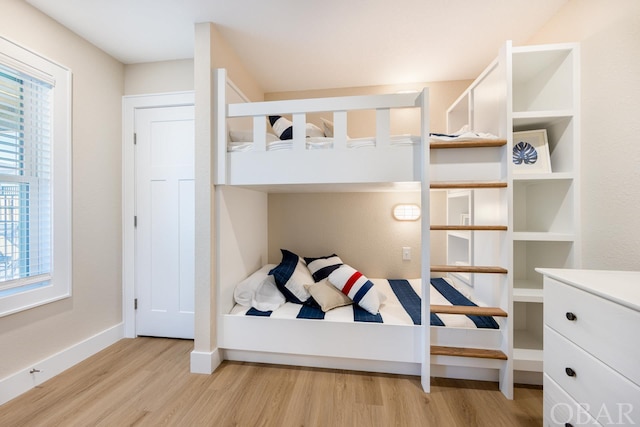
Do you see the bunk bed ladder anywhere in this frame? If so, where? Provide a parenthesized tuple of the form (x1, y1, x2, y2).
(429, 138, 512, 393)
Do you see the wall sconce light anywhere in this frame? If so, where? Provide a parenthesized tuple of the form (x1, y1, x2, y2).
(393, 204, 421, 221)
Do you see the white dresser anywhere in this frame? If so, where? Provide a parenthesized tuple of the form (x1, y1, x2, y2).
(538, 268, 640, 426)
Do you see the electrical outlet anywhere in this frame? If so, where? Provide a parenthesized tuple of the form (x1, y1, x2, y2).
(402, 247, 411, 261)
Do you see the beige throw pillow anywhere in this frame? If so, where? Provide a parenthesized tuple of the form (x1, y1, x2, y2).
(305, 278, 352, 312)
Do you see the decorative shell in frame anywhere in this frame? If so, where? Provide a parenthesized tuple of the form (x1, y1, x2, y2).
(513, 141, 538, 165)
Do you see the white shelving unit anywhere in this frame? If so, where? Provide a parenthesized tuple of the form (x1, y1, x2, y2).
(511, 42, 580, 379)
(446, 41, 580, 385)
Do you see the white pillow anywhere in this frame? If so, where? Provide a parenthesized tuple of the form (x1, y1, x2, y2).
(234, 264, 282, 307)
(305, 123, 325, 138)
(328, 264, 381, 315)
(252, 275, 285, 311)
(229, 129, 279, 143)
(321, 118, 334, 137)
(320, 118, 350, 139)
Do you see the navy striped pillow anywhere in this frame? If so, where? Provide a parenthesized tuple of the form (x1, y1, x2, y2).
(304, 254, 343, 282)
(269, 115, 293, 140)
(269, 116, 326, 140)
(269, 249, 313, 304)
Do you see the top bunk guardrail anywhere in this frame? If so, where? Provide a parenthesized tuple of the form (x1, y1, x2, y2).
(213, 68, 429, 188)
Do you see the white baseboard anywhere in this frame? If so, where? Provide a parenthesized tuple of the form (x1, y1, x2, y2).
(431, 364, 499, 382)
(190, 348, 222, 374)
(224, 349, 422, 376)
(0, 323, 124, 406)
(224, 349, 507, 385)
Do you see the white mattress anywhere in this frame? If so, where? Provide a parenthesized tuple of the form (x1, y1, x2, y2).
(227, 135, 420, 152)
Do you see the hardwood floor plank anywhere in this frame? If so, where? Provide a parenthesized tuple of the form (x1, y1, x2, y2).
(0, 338, 542, 426)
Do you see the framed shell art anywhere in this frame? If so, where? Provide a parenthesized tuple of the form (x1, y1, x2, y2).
(512, 129, 552, 174)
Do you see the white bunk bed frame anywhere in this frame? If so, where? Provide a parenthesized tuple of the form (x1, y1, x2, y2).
(213, 70, 424, 188)
(212, 68, 508, 394)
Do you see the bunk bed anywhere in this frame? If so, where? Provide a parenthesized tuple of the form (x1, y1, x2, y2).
(212, 68, 510, 395)
(213, 71, 425, 188)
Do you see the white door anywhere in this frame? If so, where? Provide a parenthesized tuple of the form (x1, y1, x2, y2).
(135, 105, 195, 339)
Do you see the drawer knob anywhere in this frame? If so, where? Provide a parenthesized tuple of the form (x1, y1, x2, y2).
(565, 312, 577, 321)
(565, 367, 576, 377)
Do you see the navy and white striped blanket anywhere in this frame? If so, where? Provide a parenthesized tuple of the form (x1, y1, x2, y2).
(230, 278, 499, 329)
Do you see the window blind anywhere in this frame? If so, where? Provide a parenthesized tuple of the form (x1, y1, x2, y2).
(0, 61, 52, 291)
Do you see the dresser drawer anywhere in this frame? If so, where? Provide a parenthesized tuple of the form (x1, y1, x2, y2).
(544, 374, 601, 426)
(544, 326, 640, 425)
(544, 276, 640, 385)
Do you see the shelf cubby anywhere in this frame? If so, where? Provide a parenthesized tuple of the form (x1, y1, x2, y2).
(514, 240, 576, 290)
(513, 179, 575, 234)
(512, 46, 576, 113)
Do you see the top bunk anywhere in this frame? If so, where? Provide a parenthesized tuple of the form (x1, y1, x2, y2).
(213, 68, 429, 190)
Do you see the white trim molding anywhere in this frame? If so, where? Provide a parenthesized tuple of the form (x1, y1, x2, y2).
(122, 91, 195, 338)
(0, 323, 123, 405)
(190, 348, 223, 374)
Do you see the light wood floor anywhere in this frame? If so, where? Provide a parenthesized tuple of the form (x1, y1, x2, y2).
(0, 338, 542, 426)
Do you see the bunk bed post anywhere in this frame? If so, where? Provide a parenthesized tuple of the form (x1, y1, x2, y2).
(419, 87, 431, 392)
(252, 116, 267, 151)
(213, 68, 227, 185)
(292, 113, 306, 150)
(375, 109, 391, 147)
(332, 111, 347, 149)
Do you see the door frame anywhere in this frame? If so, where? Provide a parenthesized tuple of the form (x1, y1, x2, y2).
(122, 91, 195, 338)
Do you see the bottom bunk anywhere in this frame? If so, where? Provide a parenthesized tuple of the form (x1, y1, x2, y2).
(219, 265, 507, 379)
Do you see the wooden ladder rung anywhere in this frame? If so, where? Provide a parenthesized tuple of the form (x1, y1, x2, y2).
(430, 181, 507, 189)
(431, 304, 507, 317)
(431, 345, 508, 360)
(430, 265, 508, 274)
(430, 139, 507, 149)
(430, 225, 508, 231)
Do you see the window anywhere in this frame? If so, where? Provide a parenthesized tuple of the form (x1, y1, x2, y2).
(0, 36, 71, 316)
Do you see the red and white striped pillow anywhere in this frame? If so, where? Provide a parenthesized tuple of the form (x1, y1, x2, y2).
(328, 264, 381, 315)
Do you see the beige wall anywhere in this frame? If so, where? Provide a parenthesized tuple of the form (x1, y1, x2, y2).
(268, 191, 447, 279)
(0, 0, 123, 377)
(124, 59, 194, 95)
(527, 0, 640, 270)
(208, 24, 264, 102)
(123, 24, 265, 99)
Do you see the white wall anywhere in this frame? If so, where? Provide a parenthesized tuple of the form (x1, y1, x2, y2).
(528, 0, 640, 270)
(0, 0, 123, 378)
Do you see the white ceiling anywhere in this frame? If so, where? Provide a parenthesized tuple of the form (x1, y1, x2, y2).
(25, 0, 568, 92)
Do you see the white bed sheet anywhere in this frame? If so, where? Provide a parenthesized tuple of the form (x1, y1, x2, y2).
(227, 135, 420, 152)
(229, 277, 488, 329)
